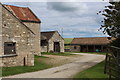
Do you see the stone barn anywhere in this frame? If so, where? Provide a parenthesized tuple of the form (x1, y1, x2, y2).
(0, 4, 41, 67)
(41, 31, 64, 52)
(4, 4, 41, 56)
(70, 37, 112, 52)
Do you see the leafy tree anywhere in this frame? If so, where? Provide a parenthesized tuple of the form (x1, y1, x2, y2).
(99, 3, 120, 79)
(98, 2, 120, 47)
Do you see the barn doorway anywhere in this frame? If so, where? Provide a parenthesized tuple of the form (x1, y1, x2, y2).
(81, 45, 87, 52)
(54, 42, 60, 52)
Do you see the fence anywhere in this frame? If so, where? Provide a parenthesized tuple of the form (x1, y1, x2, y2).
(104, 46, 120, 79)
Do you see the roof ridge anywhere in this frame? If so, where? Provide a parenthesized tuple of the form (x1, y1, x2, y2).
(74, 37, 110, 39)
(41, 31, 57, 33)
(3, 4, 28, 8)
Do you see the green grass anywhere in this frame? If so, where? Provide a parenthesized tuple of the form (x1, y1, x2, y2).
(41, 52, 75, 56)
(0, 67, 2, 77)
(64, 38, 73, 44)
(74, 61, 109, 79)
(2, 55, 52, 76)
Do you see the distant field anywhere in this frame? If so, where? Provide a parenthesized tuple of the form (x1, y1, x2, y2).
(64, 38, 73, 44)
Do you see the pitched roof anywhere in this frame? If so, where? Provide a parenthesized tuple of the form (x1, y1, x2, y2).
(71, 37, 112, 45)
(41, 31, 56, 40)
(4, 4, 41, 23)
(2, 4, 35, 35)
(41, 35, 47, 40)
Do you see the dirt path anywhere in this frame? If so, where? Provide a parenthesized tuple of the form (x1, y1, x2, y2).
(39, 54, 82, 67)
(4, 53, 105, 78)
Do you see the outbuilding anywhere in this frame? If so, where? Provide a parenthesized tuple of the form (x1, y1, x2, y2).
(0, 4, 41, 67)
(41, 31, 64, 52)
(4, 4, 41, 56)
(70, 37, 112, 52)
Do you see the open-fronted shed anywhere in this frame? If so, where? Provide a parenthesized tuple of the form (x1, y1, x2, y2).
(70, 37, 113, 52)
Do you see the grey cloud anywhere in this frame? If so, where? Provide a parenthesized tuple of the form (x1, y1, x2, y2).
(47, 2, 86, 12)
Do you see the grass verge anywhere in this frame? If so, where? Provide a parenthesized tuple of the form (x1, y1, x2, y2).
(74, 61, 109, 79)
(2, 55, 52, 76)
(41, 52, 75, 56)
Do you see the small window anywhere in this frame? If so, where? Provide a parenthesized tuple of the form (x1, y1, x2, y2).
(4, 42, 16, 55)
(74, 46, 77, 49)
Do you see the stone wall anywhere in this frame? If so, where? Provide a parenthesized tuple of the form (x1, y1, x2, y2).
(48, 32, 64, 52)
(0, 5, 34, 67)
(42, 32, 64, 52)
(0, 3, 2, 75)
(0, 4, 3, 67)
(24, 22, 41, 56)
(41, 46, 47, 52)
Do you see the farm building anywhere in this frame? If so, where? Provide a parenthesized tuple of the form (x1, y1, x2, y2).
(0, 4, 41, 67)
(41, 31, 64, 52)
(4, 4, 41, 56)
(70, 37, 113, 52)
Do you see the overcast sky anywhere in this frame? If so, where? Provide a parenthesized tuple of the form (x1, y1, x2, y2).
(3, 2, 110, 38)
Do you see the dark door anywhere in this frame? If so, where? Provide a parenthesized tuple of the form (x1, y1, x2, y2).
(54, 42, 60, 52)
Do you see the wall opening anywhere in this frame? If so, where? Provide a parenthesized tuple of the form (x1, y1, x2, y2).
(54, 42, 60, 52)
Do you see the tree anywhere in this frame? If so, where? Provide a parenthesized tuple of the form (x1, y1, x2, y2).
(98, 2, 120, 47)
(99, 3, 120, 79)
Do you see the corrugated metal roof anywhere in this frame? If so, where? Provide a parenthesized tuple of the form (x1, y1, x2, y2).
(71, 37, 112, 45)
(4, 4, 41, 23)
